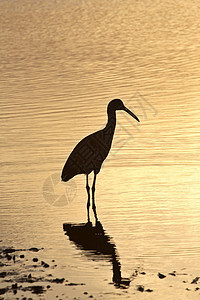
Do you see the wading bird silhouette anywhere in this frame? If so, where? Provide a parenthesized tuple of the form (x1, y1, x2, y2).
(61, 99, 140, 223)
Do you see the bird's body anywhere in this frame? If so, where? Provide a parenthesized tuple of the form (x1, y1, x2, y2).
(61, 99, 139, 223)
(61, 112, 116, 182)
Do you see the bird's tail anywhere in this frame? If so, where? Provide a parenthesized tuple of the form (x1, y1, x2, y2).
(61, 161, 76, 182)
(61, 169, 72, 182)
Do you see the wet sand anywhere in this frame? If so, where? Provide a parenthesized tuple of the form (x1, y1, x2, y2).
(0, 244, 87, 299)
(1, 238, 200, 300)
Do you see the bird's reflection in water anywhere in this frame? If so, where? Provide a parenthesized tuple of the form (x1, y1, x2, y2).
(63, 221, 130, 288)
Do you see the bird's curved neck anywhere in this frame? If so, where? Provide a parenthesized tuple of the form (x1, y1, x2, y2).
(105, 109, 116, 134)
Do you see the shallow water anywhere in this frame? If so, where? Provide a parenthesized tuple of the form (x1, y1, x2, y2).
(0, 0, 200, 298)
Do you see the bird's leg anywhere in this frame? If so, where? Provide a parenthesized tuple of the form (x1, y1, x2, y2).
(92, 172, 98, 223)
(86, 174, 90, 223)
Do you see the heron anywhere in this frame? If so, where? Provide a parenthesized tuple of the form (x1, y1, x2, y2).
(61, 99, 140, 224)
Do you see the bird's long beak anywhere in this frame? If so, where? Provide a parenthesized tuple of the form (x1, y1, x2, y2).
(123, 106, 140, 122)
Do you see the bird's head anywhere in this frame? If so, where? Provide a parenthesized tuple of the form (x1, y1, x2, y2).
(108, 99, 140, 122)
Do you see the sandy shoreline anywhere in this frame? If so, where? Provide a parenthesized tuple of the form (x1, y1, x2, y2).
(1, 241, 200, 299)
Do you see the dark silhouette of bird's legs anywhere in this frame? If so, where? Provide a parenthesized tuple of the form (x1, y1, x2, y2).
(92, 172, 98, 223)
(86, 174, 90, 223)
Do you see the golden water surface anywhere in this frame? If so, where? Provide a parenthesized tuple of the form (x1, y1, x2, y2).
(0, 0, 200, 298)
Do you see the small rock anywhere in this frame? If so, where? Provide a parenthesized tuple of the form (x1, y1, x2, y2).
(20, 254, 25, 258)
(158, 273, 166, 279)
(29, 247, 39, 252)
(191, 277, 199, 284)
(33, 258, 38, 262)
(140, 272, 146, 275)
(28, 274, 32, 279)
(47, 285, 51, 289)
(137, 285, 144, 292)
(169, 271, 176, 276)
(145, 289, 153, 292)
(186, 288, 191, 291)
(41, 261, 49, 268)
(83, 292, 88, 294)
(195, 287, 199, 291)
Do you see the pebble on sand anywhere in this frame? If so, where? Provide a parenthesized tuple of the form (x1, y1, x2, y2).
(41, 261, 49, 268)
(145, 288, 153, 292)
(137, 285, 144, 292)
(191, 277, 199, 284)
(33, 258, 38, 262)
(169, 271, 176, 276)
(158, 273, 166, 279)
(29, 247, 40, 252)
